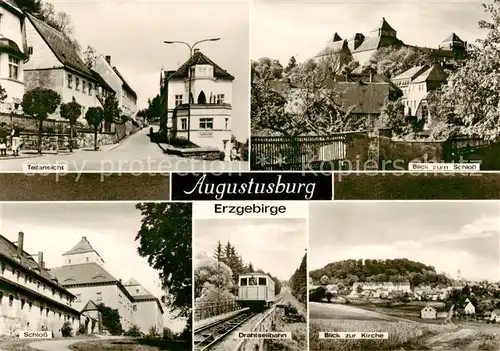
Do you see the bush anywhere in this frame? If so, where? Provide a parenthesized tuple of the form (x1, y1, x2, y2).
(219, 151, 225, 160)
(162, 327, 176, 340)
(124, 325, 141, 337)
(76, 324, 86, 335)
(61, 321, 72, 337)
(149, 132, 199, 148)
(148, 326, 160, 338)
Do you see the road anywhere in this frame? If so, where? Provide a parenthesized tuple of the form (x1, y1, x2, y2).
(310, 302, 402, 321)
(0, 127, 249, 172)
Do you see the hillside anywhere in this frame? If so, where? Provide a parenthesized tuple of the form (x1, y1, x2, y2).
(310, 258, 451, 287)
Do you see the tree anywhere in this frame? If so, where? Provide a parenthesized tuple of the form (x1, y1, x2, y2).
(85, 106, 104, 151)
(147, 94, 162, 123)
(285, 56, 298, 74)
(13, 0, 42, 13)
(59, 99, 82, 152)
(290, 253, 307, 304)
(124, 325, 141, 337)
(0, 84, 7, 104)
(22, 88, 61, 154)
(103, 93, 121, 129)
(377, 99, 424, 138)
(135, 203, 192, 319)
(97, 303, 122, 335)
(61, 321, 72, 337)
(320, 275, 330, 285)
(194, 255, 233, 298)
(83, 45, 97, 69)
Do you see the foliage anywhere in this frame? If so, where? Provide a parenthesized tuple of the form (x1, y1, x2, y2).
(147, 95, 163, 122)
(103, 93, 121, 123)
(83, 45, 97, 69)
(162, 327, 176, 340)
(310, 258, 452, 287)
(289, 254, 307, 305)
(135, 203, 192, 319)
(97, 303, 122, 335)
(61, 321, 72, 337)
(359, 46, 433, 78)
(285, 56, 298, 74)
(60, 100, 82, 124)
(0, 84, 7, 103)
(13, 0, 42, 13)
(36, 2, 79, 50)
(76, 323, 86, 335)
(377, 99, 424, 138)
(85, 106, 104, 151)
(195, 284, 237, 307)
(148, 326, 160, 338)
(309, 286, 327, 302)
(194, 253, 234, 298)
(320, 275, 330, 285)
(124, 325, 141, 337)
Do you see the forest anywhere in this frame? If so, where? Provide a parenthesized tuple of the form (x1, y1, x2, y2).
(289, 253, 307, 307)
(310, 258, 451, 287)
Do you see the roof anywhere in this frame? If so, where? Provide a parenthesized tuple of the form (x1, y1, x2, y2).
(49, 262, 117, 285)
(82, 299, 99, 312)
(169, 50, 234, 81)
(392, 65, 429, 80)
(26, 13, 94, 80)
(124, 278, 141, 286)
(0, 0, 23, 16)
(112, 67, 137, 99)
(422, 305, 437, 311)
(331, 73, 402, 95)
(374, 17, 396, 33)
(353, 35, 403, 53)
(413, 64, 447, 83)
(134, 294, 157, 300)
(62, 237, 102, 260)
(324, 81, 390, 114)
(316, 40, 349, 57)
(331, 32, 342, 42)
(442, 33, 464, 43)
(91, 70, 115, 93)
(0, 37, 27, 59)
(0, 235, 72, 295)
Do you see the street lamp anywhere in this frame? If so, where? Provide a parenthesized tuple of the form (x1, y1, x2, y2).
(164, 38, 220, 142)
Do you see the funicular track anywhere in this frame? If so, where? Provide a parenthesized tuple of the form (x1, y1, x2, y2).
(194, 309, 255, 351)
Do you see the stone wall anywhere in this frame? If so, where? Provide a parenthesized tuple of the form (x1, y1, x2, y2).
(378, 137, 444, 170)
(19, 131, 117, 152)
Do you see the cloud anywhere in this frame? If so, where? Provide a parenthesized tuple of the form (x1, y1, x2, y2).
(424, 216, 500, 243)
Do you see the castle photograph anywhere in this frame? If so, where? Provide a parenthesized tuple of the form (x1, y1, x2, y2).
(308, 201, 500, 350)
(250, 2, 500, 170)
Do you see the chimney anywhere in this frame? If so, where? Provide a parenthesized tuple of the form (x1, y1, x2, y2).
(38, 251, 45, 269)
(17, 232, 24, 255)
(82, 236, 86, 240)
(105, 55, 111, 64)
(193, 48, 200, 54)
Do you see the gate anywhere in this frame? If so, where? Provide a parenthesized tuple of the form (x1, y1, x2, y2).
(251, 135, 347, 170)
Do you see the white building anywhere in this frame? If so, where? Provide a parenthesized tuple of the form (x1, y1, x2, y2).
(0, 0, 28, 113)
(49, 237, 163, 335)
(93, 55, 137, 119)
(23, 13, 102, 121)
(123, 278, 163, 334)
(162, 49, 233, 154)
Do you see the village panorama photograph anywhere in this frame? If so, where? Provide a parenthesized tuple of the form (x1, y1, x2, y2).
(0, 202, 192, 351)
(193, 204, 307, 351)
(251, 0, 500, 171)
(0, 0, 249, 172)
(308, 201, 500, 351)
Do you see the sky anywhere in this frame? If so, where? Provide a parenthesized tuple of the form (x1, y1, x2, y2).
(194, 218, 306, 280)
(309, 201, 500, 282)
(0, 202, 185, 332)
(50, 0, 250, 142)
(252, 0, 490, 64)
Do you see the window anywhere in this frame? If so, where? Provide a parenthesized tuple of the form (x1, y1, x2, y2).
(136, 289, 139, 294)
(67, 74, 73, 88)
(86, 257, 89, 262)
(75, 77, 80, 91)
(28, 301, 32, 311)
(249, 277, 257, 285)
(216, 94, 225, 104)
(96, 292, 102, 301)
(76, 294, 81, 302)
(88, 83, 93, 96)
(68, 259, 71, 264)
(0, 292, 3, 303)
(199, 118, 213, 130)
(40, 306, 43, 315)
(181, 118, 187, 130)
(225, 118, 228, 130)
(258, 278, 267, 286)
(240, 278, 247, 286)
(133, 305, 137, 312)
(1, 263, 5, 274)
(28, 46, 33, 55)
(8, 56, 19, 80)
(82, 81, 87, 94)
(8, 295, 13, 307)
(21, 299, 25, 310)
(175, 94, 183, 106)
(52, 289, 55, 296)
(59, 312, 62, 319)
(46, 308, 49, 317)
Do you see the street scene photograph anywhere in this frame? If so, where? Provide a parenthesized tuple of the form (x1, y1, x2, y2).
(193, 204, 307, 351)
(0, 0, 249, 172)
(251, 0, 500, 170)
(0, 202, 192, 351)
(308, 201, 500, 351)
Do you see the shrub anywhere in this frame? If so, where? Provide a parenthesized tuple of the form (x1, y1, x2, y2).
(124, 325, 141, 337)
(162, 327, 176, 340)
(148, 326, 160, 338)
(76, 324, 86, 335)
(61, 321, 73, 337)
(219, 151, 225, 160)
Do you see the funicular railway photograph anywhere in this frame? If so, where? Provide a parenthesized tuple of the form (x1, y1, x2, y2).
(193, 209, 307, 351)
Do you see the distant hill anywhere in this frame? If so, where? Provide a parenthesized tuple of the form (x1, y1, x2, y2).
(310, 258, 451, 287)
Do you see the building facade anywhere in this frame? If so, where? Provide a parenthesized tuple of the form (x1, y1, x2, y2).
(0, 0, 29, 114)
(23, 13, 102, 122)
(161, 49, 234, 154)
(0, 232, 80, 337)
(124, 278, 163, 334)
(93, 55, 137, 119)
(49, 237, 163, 335)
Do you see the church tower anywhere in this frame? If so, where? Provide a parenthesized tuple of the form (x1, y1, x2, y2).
(62, 236, 105, 267)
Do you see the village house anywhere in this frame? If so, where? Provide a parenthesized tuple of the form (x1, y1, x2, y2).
(0, 0, 28, 114)
(350, 281, 412, 297)
(315, 17, 467, 66)
(23, 13, 102, 122)
(420, 305, 437, 319)
(464, 299, 476, 315)
(161, 49, 233, 155)
(93, 55, 137, 119)
(49, 237, 163, 335)
(0, 232, 80, 337)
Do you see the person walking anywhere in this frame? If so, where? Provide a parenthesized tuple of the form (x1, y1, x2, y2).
(10, 124, 21, 156)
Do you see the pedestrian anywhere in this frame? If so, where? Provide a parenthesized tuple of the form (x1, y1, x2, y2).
(10, 123, 21, 156)
(0, 123, 7, 156)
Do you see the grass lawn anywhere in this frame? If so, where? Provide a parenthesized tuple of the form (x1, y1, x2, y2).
(0, 336, 94, 351)
(68, 339, 190, 351)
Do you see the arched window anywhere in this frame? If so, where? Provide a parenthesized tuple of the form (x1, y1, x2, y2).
(197, 91, 206, 104)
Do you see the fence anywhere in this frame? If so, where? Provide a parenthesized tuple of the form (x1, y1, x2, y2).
(443, 135, 492, 162)
(194, 300, 241, 322)
(235, 306, 279, 351)
(251, 135, 347, 170)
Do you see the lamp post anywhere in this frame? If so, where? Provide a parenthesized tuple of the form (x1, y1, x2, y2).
(163, 38, 220, 142)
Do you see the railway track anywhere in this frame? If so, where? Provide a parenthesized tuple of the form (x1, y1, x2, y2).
(194, 310, 255, 351)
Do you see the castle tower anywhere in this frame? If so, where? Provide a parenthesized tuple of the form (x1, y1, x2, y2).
(370, 17, 397, 38)
(62, 236, 105, 267)
(439, 33, 466, 59)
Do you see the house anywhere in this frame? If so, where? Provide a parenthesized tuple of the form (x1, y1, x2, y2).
(0, 232, 80, 337)
(23, 13, 102, 121)
(464, 300, 476, 315)
(93, 55, 137, 119)
(421, 305, 437, 319)
(0, 0, 29, 114)
(49, 236, 163, 334)
(490, 309, 500, 322)
(391, 63, 447, 128)
(315, 18, 467, 66)
(161, 49, 233, 154)
(123, 278, 163, 334)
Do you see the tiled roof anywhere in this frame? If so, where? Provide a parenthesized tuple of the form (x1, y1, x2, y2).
(324, 80, 390, 114)
(62, 236, 100, 257)
(353, 35, 403, 53)
(331, 73, 402, 95)
(0, 235, 68, 292)
(331, 32, 342, 42)
(49, 262, 117, 285)
(91, 70, 115, 93)
(375, 17, 396, 33)
(442, 33, 464, 43)
(26, 13, 94, 80)
(134, 294, 157, 300)
(392, 65, 429, 80)
(124, 278, 140, 286)
(112, 67, 137, 99)
(169, 50, 234, 81)
(413, 64, 447, 83)
(82, 299, 99, 312)
(315, 40, 349, 57)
